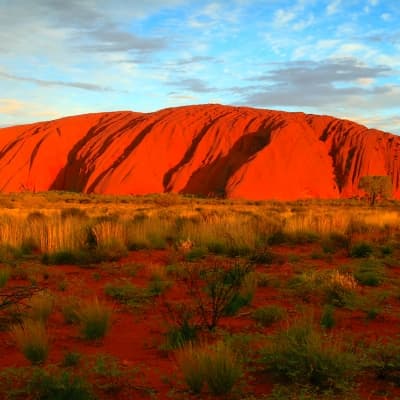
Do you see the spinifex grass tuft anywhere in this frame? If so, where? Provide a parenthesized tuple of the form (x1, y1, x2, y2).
(177, 341, 242, 395)
(10, 319, 49, 364)
(27, 292, 54, 323)
(78, 297, 112, 340)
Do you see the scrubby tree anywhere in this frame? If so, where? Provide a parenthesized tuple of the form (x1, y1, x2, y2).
(358, 175, 392, 206)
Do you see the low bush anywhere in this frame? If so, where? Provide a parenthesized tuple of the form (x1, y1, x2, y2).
(176, 343, 207, 394)
(147, 265, 171, 296)
(10, 320, 49, 364)
(184, 247, 207, 261)
(354, 260, 385, 287)
(177, 341, 242, 396)
(224, 272, 258, 316)
(323, 270, 358, 308)
(0, 267, 11, 289)
(78, 297, 112, 340)
(162, 302, 198, 350)
(42, 250, 81, 265)
(261, 318, 359, 391)
(60, 297, 81, 325)
(320, 305, 335, 329)
(61, 351, 82, 368)
(350, 242, 373, 258)
(27, 292, 54, 323)
(28, 368, 94, 400)
(252, 305, 286, 327)
(364, 340, 400, 382)
(182, 263, 253, 330)
(105, 280, 148, 308)
(204, 341, 242, 395)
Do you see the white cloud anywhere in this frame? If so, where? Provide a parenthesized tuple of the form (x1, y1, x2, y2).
(381, 13, 391, 21)
(274, 9, 297, 25)
(326, 0, 341, 16)
(293, 14, 315, 31)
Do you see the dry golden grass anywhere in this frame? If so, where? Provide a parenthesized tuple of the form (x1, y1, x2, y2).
(27, 292, 54, 323)
(328, 270, 358, 291)
(0, 192, 398, 255)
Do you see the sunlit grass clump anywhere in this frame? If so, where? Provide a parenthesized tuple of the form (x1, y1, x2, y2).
(10, 320, 49, 365)
(261, 317, 359, 391)
(78, 297, 112, 340)
(27, 292, 54, 323)
(177, 341, 242, 395)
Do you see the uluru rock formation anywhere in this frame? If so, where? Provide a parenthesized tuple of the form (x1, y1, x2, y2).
(0, 104, 399, 200)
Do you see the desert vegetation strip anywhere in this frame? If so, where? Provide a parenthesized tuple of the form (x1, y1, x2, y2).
(0, 193, 400, 399)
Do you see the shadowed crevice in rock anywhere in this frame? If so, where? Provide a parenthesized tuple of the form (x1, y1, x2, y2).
(180, 118, 284, 196)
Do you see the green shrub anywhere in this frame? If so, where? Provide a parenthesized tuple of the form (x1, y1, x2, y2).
(177, 343, 206, 394)
(184, 247, 207, 261)
(366, 340, 400, 382)
(27, 292, 54, 323)
(267, 231, 288, 245)
(61, 351, 81, 367)
(90, 353, 126, 394)
(147, 277, 170, 296)
(350, 242, 373, 258)
(11, 320, 49, 365)
(252, 305, 286, 327)
(320, 305, 335, 329)
(354, 260, 385, 286)
(321, 233, 350, 254)
(162, 303, 197, 350)
(105, 280, 148, 307)
(380, 244, 393, 256)
(28, 368, 94, 400)
(261, 319, 359, 391)
(0, 244, 23, 265)
(0, 267, 11, 288)
(177, 342, 242, 396)
(60, 297, 80, 325)
(249, 248, 282, 265)
(42, 250, 102, 265)
(78, 298, 112, 340)
(183, 263, 252, 330)
(203, 341, 242, 395)
(224, 272, 257, 316)
(322, 271, 358, 308)
(164, 321, 197, 350)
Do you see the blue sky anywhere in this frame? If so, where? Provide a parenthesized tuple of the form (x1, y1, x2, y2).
(0, 0, 399, 134)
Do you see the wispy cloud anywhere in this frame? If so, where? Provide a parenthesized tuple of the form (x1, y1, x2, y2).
(239, 58, 397, 113)
(170, 78, 216, 93)
(326, 0, 341, 16)
(0, 71, 113, 92)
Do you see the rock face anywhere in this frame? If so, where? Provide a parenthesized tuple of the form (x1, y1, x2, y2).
(0, 104, 399, 200)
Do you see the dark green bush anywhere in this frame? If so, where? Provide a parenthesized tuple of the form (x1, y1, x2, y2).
(261, 320, 359, 391)
(354, 260, 385, 286)
(350, 242, 373, 258)
(320, 305, 335, 329)
(252, 305, 286, 327)
(28, 368, 94, 400)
